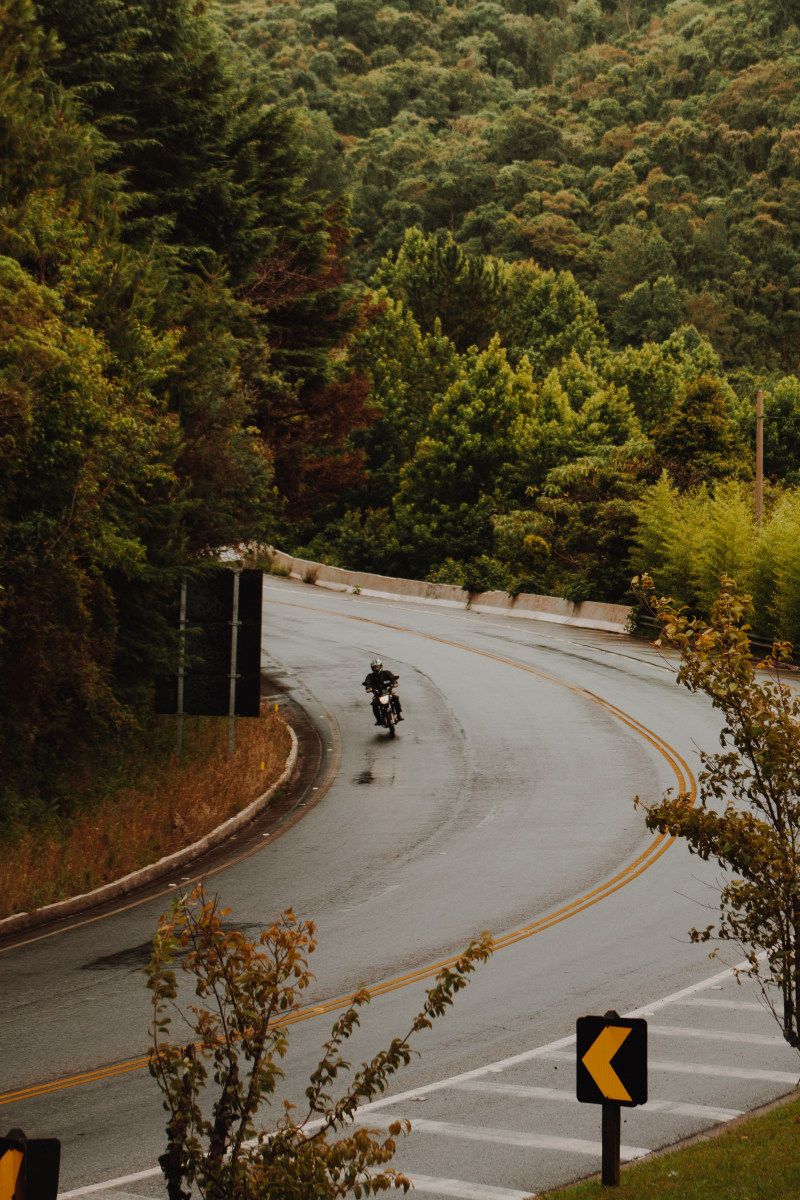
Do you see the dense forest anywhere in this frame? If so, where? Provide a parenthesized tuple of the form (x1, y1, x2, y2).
(3, 0, 800, 811)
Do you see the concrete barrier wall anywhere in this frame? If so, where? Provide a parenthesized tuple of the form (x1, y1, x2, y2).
(268, 548, 633, 634)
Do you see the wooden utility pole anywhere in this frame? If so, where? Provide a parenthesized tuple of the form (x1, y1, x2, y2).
(755, 388, 764, 529)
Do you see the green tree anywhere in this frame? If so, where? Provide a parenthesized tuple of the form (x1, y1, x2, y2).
(612, 275, 684, 346)
(390, 337, 533, 572)
(633, 575, 800, 1052)
(147, 886, 493, 1200)
(632, 477, 758, 620)
(522, 441, 650, 601)
(38, 0, 371, 534)
(344, 294, 462, 508)
(630, 472, 701, 607)
(752, 489, 800, 648)
(0, 257, 182, 798)
(652, 373, 745, 491)
(596, 225, 677, 321)
(603, 341, 685, 431)
(498, 264, 607, 376)
(370, 227, 507, 353)
(516, 368, 579, 491)
(36, 0, 306, 281)
(0, 1, 191, 799)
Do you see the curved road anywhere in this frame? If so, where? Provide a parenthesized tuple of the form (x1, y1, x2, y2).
(1, 576, 798, 1198)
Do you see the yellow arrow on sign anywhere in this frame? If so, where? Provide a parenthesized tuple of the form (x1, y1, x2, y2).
(0, 1148, 23, 1200)
(581, 1025, 632, 1102)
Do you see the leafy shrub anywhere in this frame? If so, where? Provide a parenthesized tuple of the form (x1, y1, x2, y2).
(147, 886, 493, 1200)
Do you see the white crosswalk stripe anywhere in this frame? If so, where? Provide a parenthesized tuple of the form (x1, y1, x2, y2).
(538, 1046, 800, 1084)
(453, 1080, 743, 1121)
(404, 1174, 533, 1199)
(678, 998, 765, 1011)
(357, 1112, 650, 1160)
(648, 1024, 784, 1045)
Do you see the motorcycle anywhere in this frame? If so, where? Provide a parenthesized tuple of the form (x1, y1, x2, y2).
(367, 685, 400, 737)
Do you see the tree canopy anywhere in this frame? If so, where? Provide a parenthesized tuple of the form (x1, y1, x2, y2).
(0, 0, 373, 805)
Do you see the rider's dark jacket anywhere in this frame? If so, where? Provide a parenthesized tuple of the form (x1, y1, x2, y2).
(363, 668, 398, 691)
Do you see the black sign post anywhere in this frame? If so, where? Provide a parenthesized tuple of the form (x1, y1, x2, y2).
(156, 569, 263, 754)
(576, 1011, 647, 1187)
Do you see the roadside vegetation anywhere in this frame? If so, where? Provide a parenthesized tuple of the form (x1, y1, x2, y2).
(635, 576, 800, 1052)
(543, 1090, 800, 1200)
(0, 711, 290, 919)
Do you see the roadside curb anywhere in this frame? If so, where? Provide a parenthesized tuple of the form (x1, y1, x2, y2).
(267, 547, 634, 634)
(0, 727, 299, 939)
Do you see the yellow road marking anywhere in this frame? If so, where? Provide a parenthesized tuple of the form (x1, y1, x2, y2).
(0, 598, 695, 1108)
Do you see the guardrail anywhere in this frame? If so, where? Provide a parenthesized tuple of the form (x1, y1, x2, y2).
(267, 548, 634, 635)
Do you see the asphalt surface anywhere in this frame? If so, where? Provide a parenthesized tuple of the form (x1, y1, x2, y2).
(2, 575, 799, 1199)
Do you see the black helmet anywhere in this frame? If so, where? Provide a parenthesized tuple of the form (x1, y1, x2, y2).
(371, 658, 383, 671)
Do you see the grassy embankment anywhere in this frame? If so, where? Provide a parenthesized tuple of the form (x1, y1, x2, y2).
(544, 1091, 800, 1199)
(0, 710, 291, 918)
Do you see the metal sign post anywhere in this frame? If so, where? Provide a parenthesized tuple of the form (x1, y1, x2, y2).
(228, 569, 241, 756)
(755, 387, 764, 529)
(175, 580, 187, 760)
(576, 1010, 647, 1188)
(601, 1099, 621, 1187)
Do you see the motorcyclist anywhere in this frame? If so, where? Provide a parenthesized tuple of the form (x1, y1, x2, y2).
(363, 658, 403, 725)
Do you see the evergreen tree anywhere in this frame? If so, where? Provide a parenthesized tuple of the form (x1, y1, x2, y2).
(371, 227, 508, 353)
(498, 264, 608, 376)
(389, 337, 532, 572)
(35, 0, 305, 280)
(652, 373, 746, 490)
(344, 293, 462, 508)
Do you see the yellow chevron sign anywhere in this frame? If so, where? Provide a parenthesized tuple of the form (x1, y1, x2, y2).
(576, 1014, 647, 1107)
(0, 1133, 60, 1199)
(0, 1147, 23, 1200)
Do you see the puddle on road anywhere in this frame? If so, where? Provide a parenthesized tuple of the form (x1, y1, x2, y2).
(80, 921, 264, 971)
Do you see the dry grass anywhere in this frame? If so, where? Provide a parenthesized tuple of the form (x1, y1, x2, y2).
(1, 710, 292, 918)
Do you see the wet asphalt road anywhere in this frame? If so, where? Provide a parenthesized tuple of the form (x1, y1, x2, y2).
(2, 575, 799, 1198)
